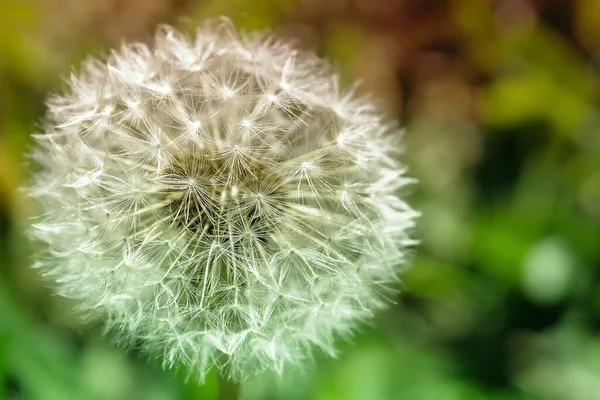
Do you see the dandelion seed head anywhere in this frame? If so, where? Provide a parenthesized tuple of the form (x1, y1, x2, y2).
(28, 20, 418, 382)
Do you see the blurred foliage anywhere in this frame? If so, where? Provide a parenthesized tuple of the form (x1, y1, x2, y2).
(1, 0, 600, 399)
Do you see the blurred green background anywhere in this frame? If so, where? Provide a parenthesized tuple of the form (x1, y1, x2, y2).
(1, 0, 600, 399)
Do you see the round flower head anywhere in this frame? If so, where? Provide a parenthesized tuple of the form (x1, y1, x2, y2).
(28, 20, 417, 382)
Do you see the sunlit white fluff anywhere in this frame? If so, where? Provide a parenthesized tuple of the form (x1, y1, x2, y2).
(28, 20, 418, 382)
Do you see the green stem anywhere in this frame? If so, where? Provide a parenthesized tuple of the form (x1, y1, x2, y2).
(218, 375, 241, 400)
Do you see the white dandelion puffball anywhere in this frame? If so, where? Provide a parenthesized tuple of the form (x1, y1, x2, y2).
(28, 21, 417, 381)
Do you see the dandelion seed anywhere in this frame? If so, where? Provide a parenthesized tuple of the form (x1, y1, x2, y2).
(27, 20, 418, 382)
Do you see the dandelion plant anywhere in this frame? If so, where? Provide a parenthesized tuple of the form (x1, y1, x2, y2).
(27, 19, 417, 383)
